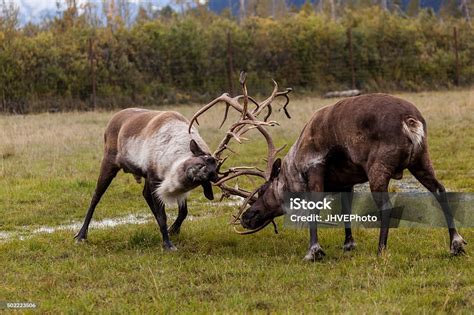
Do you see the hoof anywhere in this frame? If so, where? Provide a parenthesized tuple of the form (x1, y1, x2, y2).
(75, 238, 87, 244)
(163, 242, 178, 251)
(343, 240, 356, 252)
(168, 225, 181, 236)
(377, 244, 387, 256)
(303, 244, 326, 262)
(74, 233, 87, 244)
(451, 236, 467, 256)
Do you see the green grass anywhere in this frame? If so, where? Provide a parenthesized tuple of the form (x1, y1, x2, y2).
(1, 223, 473, 313)
(0, 90, 473, 313)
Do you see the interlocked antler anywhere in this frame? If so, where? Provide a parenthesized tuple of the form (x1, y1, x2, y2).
(188, 71, 292, 221)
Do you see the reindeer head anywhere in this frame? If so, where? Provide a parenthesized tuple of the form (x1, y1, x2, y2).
(240, 158, 286, 231)
(188, 71, 292, 234)
(183, 139, 218, 200)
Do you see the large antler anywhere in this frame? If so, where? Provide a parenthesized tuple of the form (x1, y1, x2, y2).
(188, 71, 292, 223)
(189, 72, 291, 196)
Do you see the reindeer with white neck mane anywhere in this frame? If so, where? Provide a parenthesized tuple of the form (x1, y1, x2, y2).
(75, 109, 218, 250)
(192, 72, 467, 261)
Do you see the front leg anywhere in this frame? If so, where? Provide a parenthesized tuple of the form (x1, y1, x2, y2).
(303, 165, 326, 261)
(304, 221, 326, 261)
(341, 186, 356, 251)
(143, 179, 177, 251)
(169, 199, 188, 235)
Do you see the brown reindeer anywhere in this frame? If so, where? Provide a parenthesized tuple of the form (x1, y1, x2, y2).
(75, 108, 218, 250)
(191, 74, 467, 261)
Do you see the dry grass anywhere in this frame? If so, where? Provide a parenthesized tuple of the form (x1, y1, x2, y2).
(0, 89, 472, 192)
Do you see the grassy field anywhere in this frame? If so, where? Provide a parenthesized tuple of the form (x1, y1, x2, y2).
(1, 90, 473, 313)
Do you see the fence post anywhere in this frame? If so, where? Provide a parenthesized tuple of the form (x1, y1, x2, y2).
(347, 27, 356, 89)
(226, 32, 235, 96)
(88, 37, 97, 110)
(453, 27, 460, 86)
(1, 87, 5, 113)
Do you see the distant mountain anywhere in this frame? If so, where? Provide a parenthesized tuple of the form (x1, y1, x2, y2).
(209, 0, 311, 15)
(208, 0, 445, 15)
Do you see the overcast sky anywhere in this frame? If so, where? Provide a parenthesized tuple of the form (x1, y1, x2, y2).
(12, 0, 207, 24)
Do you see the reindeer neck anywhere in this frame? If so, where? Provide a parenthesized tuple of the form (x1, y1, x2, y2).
(278, 141, 308, 193)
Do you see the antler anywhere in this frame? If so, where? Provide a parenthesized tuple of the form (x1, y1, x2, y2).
(188, 71, 292, 216)
(189, 73, 291, 193)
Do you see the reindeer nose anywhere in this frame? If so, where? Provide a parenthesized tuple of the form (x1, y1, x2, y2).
(210, 173, 219, 182)
(241, 210, 258, 227)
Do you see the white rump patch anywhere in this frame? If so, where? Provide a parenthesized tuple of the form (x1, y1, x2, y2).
(402, 118, 424, 148)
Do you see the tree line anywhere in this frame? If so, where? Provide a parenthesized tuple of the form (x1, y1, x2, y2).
(0, 1, 472, 113)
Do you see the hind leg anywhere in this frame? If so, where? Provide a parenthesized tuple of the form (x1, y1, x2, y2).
(409, 154, 466, 255)
(368, 163, 394, 255)
(75, 158, 119, 242)
(169, 199, 188, 236)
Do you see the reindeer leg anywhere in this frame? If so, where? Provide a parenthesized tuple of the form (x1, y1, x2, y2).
(75, 159, 119, 242)
(303, 166, 326, 261)
(409, 155, 466, 255)
(341, 186, 356, 251)
(368, 163, 393, 255)
(169, 199, 188, 236)
(304, 220, 326, 261)
(143, 178, 176, 251)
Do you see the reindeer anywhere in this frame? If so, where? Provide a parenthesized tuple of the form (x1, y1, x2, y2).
(75, 108, 218, 250)
(190, 73, 467, 261)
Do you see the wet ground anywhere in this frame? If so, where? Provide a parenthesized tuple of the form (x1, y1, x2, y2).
(0, 177, 429, 243)
(355, 176, 425, 192)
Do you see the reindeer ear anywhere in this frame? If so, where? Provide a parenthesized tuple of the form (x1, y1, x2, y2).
(270, 158, 282, 180)
(190, 139, 206, 156)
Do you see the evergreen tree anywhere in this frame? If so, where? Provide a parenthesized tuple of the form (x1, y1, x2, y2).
(300, 0, 314, 15)
(440, 0, 462, 19)
(459, 0, 471, 22)
(407, 0, 420, 16)
(136, 6, 150, 23)
(391, 0, 403, 13)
